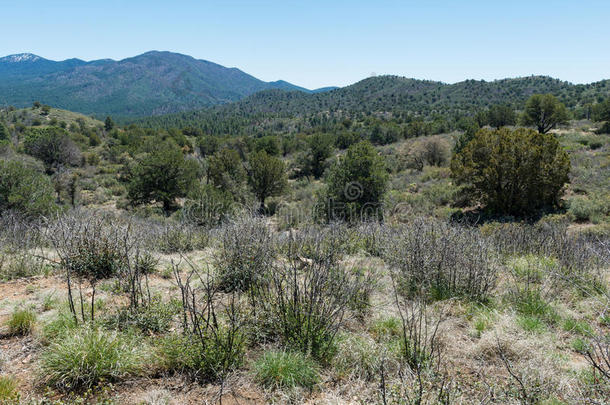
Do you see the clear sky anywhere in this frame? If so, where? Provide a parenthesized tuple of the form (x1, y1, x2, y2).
(1, 0, 608, 89)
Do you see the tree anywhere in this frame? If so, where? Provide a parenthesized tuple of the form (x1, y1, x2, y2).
(451, 128, 570, 216)
(298, 133, 334, 178)
(320, 141, 388, 222)
(592, 99, 610, 134)
(127, 142, 199, 211)
(23, 127, 82, 172)
(487, 105, 516, 129)
(255, 135, 281, 156)
(207, 148, 247, 196)
(197, 135, 220, 157)
(0, 122, 9, 141)
(0, 159, 56, 217)
(522, 94, 569, 134)
(104, 116, 115, 131)
(248, 151, 287, 211)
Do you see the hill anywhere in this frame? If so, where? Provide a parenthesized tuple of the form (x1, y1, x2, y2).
(134, 75, 610, 131)
(0, 105, 103, 129)
(0, 51, 321, 117)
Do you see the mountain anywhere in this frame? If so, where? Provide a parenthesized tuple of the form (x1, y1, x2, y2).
(0, 51, 324, 117)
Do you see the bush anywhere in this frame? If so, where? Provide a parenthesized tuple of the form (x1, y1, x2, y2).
(106, 298, 178, 334)
(41, 326, 143, 391)
(182, 181, 235, 227)
(158, 329, 245, 383)
(384, 218, 496, 301)
(256, 228, 368, 362)
(213, 217, 275, 292)
(0, 159, 56, 217)
(451, 128, 570, 215)
(23, 127, 82, 171)
(318, 141, 388, 222)
(7, 308, 36, 336)
(254, 351, 319, 389)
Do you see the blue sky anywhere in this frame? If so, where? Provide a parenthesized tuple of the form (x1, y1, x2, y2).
(1, 0, 608, 89)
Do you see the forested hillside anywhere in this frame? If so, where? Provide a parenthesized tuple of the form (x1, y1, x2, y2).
(134, 75, 610, 133)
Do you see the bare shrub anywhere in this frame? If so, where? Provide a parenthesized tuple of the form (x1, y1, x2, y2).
(0, 211, 47, 280)
(482, 220, 606, 296)
(407, 137, 450, 170)
(169, 258, 245, 385)
(212, 217, 275, 293)
(47, 210, 151, 322)
(384, 218, 496, 301)
(256, 227, 370, 362)
(583, 334, 610, 381)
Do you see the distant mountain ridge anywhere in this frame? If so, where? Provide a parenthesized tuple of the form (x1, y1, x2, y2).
(0, 51, 332, 117)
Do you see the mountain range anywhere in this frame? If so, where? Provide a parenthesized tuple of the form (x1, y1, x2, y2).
(1, 51, 609, 121)
(0, 51, 334, 117)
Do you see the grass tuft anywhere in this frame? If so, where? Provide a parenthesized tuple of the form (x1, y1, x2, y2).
(40, 326, 143, 391)
(254, 351, 319, 390)
(7, 308, 36, 336)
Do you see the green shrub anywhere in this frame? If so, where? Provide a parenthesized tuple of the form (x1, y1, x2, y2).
(451, 127, 570, 215)
(41, 326, 143, 391)
(318, 140, 388, 222)
(106, 298, 178, 334)
(158, 329, 245, 383)
(254, 351, 319, 389)
(0, 376, 19, 404)
(7, 308, 36, 336)
(0, 159, 56, 217)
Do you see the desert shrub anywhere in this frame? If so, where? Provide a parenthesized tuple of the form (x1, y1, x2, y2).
(7, 307, 36, 336)
(41, 326, 143, 391)
(483, 221, 606, 295)
(182, 182, 235, 227)
(254, 351, 319, 389)
(48, 211, 154, 322)
(0, 376, 19, 404)
(0, 159, 57, 217)
(158, 328, 246, 383)
(153, 222, 207, 253)
(410, 137, 450, 168)
(568, 196, 609, 223)
(256, 229, 369, 362)
(451, 127, 570, 215)
(49, 213, 128, 322)
(394, 297, 443, 371)
(384, 218, 496, 301)
(170, 260, 246, 383)
(333, 333, 397, 381)
(213, 217, 275, 293)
